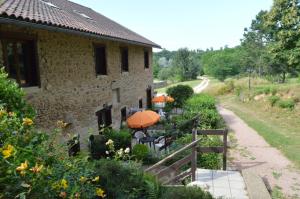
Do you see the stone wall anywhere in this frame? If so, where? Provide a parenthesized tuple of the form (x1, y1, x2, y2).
(0, 24, 153, 145)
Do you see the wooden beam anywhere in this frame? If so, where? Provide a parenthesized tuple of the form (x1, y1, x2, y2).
(163, 169, 192, 185)
(197, 129, 226, 135)
(191, 129, 197, 181)
(223, 129, 228, 170)
(155, 154, 192, 178)
(145, 139, 201, 172)
(197, 147, 224, 153)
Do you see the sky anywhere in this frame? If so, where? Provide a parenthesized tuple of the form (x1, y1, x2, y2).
(71, 0, 273, 51)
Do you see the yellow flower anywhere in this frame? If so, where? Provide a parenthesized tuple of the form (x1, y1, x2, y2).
(92, 176, 100, 182)
(0, 109, 6, 117)
(96, 188, 105, 198)
(16, 160, 29, 176)
(30, 163, 43, 173)
(60, 179, 68, 189)
(80, 176, 87, 183)
(22, 117, 33, 126)
(56, 120, 68, 128)
(1, 144, 14, 159)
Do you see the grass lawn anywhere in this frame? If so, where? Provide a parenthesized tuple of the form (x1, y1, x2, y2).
(155, 79, 202, 94)
(219, 92, 300, 169)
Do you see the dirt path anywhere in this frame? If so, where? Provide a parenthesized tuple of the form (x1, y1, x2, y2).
(218, 106, 300, 198)
(194, 77, 209, 93)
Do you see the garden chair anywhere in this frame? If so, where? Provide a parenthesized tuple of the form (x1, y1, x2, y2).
(134, 131, 146, 144)
(154, 136, 173, 153)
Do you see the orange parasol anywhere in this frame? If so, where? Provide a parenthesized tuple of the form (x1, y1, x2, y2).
(127, 110, 160, 128)
(152, 95, 174, 103)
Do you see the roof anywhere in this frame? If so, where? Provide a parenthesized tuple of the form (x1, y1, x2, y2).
(0, 0, 161, 48)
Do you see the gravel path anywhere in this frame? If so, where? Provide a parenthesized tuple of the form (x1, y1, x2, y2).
(218, 106, 300, 198)
(194, 77, 209, 93)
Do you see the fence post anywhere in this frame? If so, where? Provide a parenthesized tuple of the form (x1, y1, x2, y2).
(191, 128, 197, 181)
(223, 129, 228, 170)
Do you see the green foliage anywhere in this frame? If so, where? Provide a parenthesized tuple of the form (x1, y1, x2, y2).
(166, 85, 194, 108)
(154, 49, 203, 81)
(277, 99, 295, 110)
(89, 134, 107, 159)
(93, 159, 159, 199)
(255, 86, 277, 96)
(160, 186, 213, 199)
(202, 48, 242, 81)
(132, 144, 149, 161)
(0, 68, 35, 118)
(103, 129, 131, 150)
(183, 94, 223, 129)
(173, 48, 200, 81)
(268, 95, 280, 107)
(172, 134, 222, 169)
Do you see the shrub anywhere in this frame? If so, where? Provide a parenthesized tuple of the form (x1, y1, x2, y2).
(103, 129, 131, 150)
(160, 186, 213, 199)
(171, 134, 222, 170)
(132, 144, 149, 161)
(182, 94, 223, 129)
(89, 134, 107, 159)
(0, 68, 35, 118)
(254, 86, 277, 96)
(166, 85, 194, 108)
(185, 94, 216, 111)
(268, 96, 280, 107)
(93, 159, 158, 199)
(277, 99, 295, 110)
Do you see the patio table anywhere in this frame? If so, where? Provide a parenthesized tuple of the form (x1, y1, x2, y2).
(139, 137, 156, 150)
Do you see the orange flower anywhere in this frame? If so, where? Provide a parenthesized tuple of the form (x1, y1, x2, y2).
(30, 163, 43, 173)
(59, 192, 67, 198)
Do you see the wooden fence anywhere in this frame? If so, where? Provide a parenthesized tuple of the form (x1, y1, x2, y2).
(145, 128, 228, 184)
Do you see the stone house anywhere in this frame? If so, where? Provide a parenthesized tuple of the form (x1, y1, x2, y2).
(0, 0, 160, 142)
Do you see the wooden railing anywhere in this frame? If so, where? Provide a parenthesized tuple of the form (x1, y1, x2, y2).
(145, 128, 228, 185)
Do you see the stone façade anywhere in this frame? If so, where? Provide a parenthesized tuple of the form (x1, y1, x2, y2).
(0, 24, 153, 144)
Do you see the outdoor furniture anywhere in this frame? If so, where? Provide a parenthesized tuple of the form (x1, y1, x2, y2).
(134, 131, 146, 143)
(154, 136, 173, 152)
(139, 136, 156, 148)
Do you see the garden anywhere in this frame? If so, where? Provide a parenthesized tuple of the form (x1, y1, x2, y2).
(0, 68, 223, 198)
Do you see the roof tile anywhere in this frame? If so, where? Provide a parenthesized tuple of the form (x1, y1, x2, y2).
(0, 0, 160, 48)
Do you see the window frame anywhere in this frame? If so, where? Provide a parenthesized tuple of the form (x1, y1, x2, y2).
(95, 105, 112, 130)
(120, 47, 129, 72)
(139, 98, 143, 109)
(93, 43, 107, 76)
(0, 31, 40, 87)
(144, 50, 149, 69)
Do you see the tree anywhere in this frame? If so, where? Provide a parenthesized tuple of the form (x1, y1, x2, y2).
(201, 48, 242, 81)
(241, 11, 270, 76)
(264, 0, 300, 82)
(173, 48, 200, 81)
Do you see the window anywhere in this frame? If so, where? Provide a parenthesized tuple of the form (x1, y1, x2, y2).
(121, 107, 127, 121)
(94, 45, 107, 75)
(95, 106, 112, 130)
(1, 38, 39, 87)
(139, 98, 143, 109)
(146, 87, 152, 109)
(112, 88, 120, 104)
(120, 47, 128, 72)
(144, 50, 149, 69)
